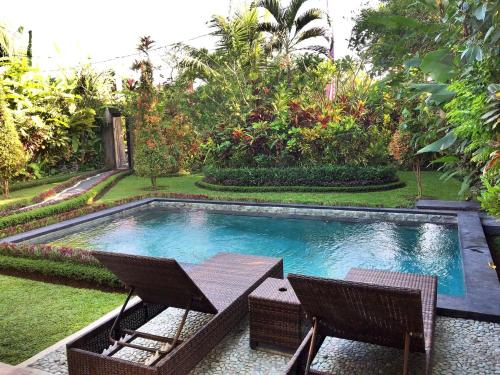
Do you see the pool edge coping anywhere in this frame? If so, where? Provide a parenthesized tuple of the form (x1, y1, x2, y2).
(1, 197, 499, 323)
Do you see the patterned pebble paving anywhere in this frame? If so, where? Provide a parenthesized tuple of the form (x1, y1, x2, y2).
(26, 309, 499, 375)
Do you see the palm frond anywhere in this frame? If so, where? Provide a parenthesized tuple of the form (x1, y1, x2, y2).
(0, 24, 13, 57)
(294, 8, 324, 34)
(294, 27, 328, 44)
(256, 0, 283, 24)
(174, 43, 219, 79)
(258, 21, 281, 34)
(178, 56, 218, 80)
(284, 0, 308, 30)
(295, 45, 329, 55)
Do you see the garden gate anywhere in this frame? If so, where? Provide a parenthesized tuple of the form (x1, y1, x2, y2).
(102, 108, 130, 169)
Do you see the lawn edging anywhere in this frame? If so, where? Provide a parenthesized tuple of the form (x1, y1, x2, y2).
(195, 179, 406, 193)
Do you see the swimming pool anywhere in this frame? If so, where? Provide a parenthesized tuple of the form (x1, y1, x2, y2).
(26, 206, 464, 296)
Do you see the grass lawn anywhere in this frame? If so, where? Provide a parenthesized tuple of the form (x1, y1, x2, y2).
(0, 183, 59, 209)
(0, 274, 123, 365)
(99, 171, 463, 208)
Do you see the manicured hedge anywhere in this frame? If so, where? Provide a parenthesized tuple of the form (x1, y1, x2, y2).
(203, 165, 398, 187)
(0, 256, 120, 288)
(0, 171, 129, 230)
(0, 243, 121, 288)
(9, 171, 92, 192)
(0, 243, 98, 264)
(195, 180, 406, 193)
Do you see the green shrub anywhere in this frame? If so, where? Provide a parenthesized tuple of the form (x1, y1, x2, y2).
(0, 87, 28, 197)
(0, 198, 32, 214)
(196, 180, 405, 192)
(0, 243, 98, 265)
(0, 256, 120, 288)
(203, 165, 398, 187)
(0, 171, 128, 230)
(10, 172, 83, 192)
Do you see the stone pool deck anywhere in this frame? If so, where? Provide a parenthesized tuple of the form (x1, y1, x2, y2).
(21, 307, 499, 375)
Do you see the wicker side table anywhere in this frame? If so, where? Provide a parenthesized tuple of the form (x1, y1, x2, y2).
(249, 277, 308, 352)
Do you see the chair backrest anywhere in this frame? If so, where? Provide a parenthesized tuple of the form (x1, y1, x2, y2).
(288, 273, 425, 350)
(92, 251, 217, 314)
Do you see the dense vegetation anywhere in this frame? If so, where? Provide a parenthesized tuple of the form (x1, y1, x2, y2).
(350, 0, 499, 214)
(1, 0, 498, 215)
(120, 0, 497, 215)
(0, 34, 118, 197)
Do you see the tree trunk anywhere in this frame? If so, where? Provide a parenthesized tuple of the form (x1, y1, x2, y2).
(2, 179, 9, 198)
(150, 176, 157, 191)
(413, 158, 423, 198)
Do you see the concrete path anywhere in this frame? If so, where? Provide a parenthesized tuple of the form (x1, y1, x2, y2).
(43, 171, 116, 203)
(19, 170, 117, 212)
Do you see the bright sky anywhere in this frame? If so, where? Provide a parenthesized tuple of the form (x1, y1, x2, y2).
(2, 0, 377, 78)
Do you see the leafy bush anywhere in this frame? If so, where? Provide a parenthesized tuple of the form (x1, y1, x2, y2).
(0, 243, 98, 265)
(196, 180, 405, 192)
(1, 57, 118, 173)
(479, 178, 500, 217)
(0, 171, 127, 230)
(203, 165, 398, 187)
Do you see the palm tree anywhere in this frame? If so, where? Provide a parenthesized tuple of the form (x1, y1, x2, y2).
(255, 0, 328, 82)
(0, 24, 14, 58)
(176, 8, 265, 82)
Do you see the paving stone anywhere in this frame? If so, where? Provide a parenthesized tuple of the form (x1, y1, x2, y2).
(26, 315, 498, 375)
(153, 202, 457, 225)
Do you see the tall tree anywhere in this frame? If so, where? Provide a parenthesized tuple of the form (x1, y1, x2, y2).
(132, 37, 177, 190)
(0, 81, 27, 197)
(27, 30, 33, 66)
(255, 0, 328, 82)
(349, 0, 443, 74)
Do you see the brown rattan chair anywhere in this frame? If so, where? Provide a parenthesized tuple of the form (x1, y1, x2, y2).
(66, 251, 283, 375)
(285, 268, 437, 375)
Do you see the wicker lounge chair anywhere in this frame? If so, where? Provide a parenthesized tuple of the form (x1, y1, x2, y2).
(66, 251, 283, 375)
(285, 268, 437, 375)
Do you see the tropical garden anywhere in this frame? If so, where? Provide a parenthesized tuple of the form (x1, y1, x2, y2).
(1, 0, 498, 213)
(0, 0, 499, 365)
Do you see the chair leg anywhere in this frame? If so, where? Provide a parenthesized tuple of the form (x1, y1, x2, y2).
(403, 332, 411, 375)
(109, 287, 135, 345)
(159, 302, 190, 353)
(144, 298, 192, 366)
(304, 317, 318, 375)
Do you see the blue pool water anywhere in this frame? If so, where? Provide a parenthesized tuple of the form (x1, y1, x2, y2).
(38, 207, 464, 296)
